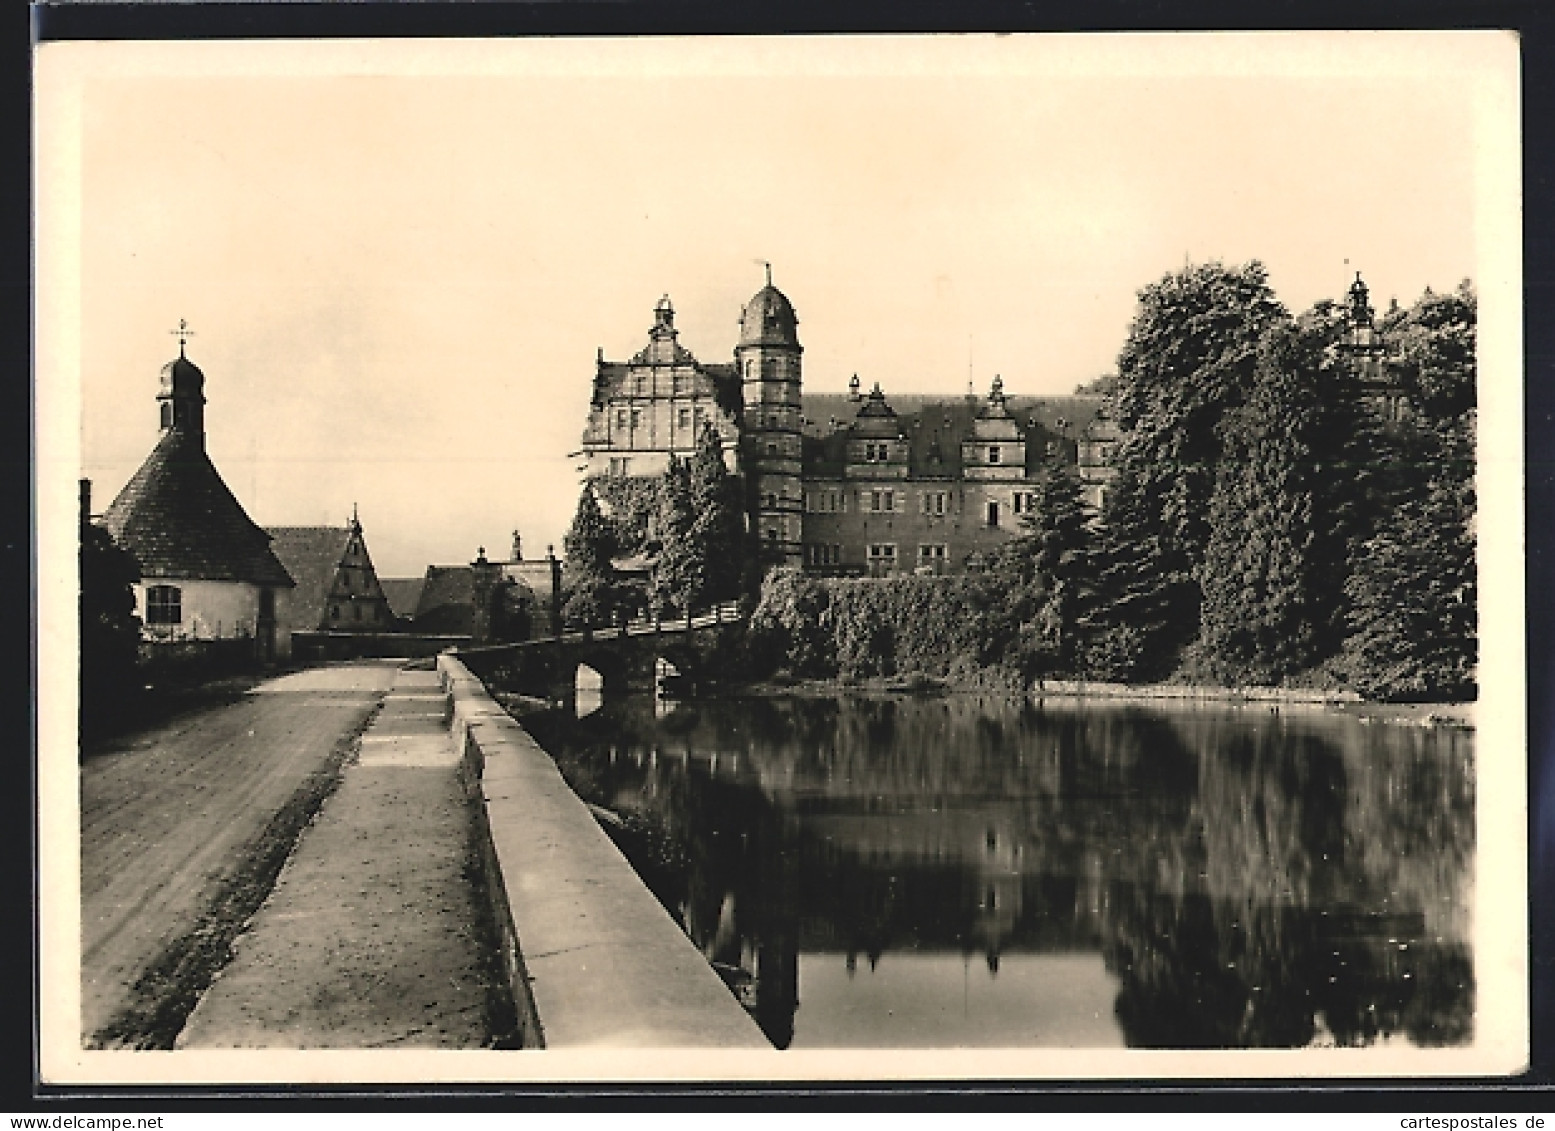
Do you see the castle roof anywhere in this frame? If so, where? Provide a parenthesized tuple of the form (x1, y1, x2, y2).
(801, 392, 1104, 479)
(379, 577, 427, 621)
(413, 565, 476, 635)
(738, 282, 800, 349)
(266, 525, 355, 631)
(101, 428, 294, 587)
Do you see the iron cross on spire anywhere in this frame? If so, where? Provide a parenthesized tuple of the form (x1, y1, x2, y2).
(169, 318, 195, 357)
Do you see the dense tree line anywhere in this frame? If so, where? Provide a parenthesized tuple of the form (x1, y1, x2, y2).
(749, 263, 1477, 701)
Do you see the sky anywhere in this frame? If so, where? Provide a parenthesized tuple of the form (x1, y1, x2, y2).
(45, 34, 1504, 578)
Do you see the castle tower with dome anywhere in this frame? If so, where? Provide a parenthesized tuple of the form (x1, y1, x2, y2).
(736, 265, 805, 567)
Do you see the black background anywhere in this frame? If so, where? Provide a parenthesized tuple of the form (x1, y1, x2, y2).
(15, 0, 1555, 1111)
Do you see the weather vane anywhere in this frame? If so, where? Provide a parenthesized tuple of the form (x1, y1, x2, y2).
(169, 318, 195, 356)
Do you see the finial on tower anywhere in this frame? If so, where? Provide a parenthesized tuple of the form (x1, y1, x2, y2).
(170, 318, 195, 357)
(765, 261, 772, 287)
(350, 501, 360, 529)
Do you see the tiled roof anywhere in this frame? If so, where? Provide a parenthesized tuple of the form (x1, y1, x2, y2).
(379, 578, 427, 620)
(413, 565, 475, 635)
(800, 393, 1104, 479)
(101, 429, 294, 587)
(266, 526, 352, 631)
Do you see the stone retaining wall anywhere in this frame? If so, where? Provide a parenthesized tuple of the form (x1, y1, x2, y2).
(1031, 678, 1362, 704)
(437, 653, 767, 1049)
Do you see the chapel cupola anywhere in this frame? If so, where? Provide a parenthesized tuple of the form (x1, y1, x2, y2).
(157, 319, 206, 442)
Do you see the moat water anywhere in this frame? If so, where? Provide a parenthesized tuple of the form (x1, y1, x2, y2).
(522, 692, 1474, 1050)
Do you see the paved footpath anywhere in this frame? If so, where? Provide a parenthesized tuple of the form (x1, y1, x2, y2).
(176, 668, 509, 1049)
(82, 662, 400, 1048)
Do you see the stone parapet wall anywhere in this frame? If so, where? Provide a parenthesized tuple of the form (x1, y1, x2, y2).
(437, 653, 769, 1050)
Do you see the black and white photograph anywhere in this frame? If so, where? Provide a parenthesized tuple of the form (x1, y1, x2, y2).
(35, 31, 1526, 1084)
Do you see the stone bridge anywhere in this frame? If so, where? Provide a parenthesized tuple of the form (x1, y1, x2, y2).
(454, 602, 746, 703)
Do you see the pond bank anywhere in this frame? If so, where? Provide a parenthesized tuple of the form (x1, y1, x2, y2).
(734, 674, 1473, 727)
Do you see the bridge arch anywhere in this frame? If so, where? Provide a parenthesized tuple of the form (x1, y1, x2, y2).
(571, 646, 632, 700)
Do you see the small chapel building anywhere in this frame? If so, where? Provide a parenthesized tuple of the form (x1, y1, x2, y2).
(99, 331, 295, 661)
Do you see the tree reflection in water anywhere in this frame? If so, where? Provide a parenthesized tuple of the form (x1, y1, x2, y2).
(522, 694, 1474, 1050)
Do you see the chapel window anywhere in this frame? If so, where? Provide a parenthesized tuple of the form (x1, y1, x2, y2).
(145, 585, 182, 625)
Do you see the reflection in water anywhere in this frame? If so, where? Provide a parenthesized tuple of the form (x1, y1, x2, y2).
(524, 695, 1474, 1050)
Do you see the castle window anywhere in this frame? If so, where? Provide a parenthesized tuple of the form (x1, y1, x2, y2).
(678, 408, 691, 429)
(630, 408, 642, 430)
(1046, 440, 1057, 456)
(989, 446, 1001, 464)
(987, 501, 1000, 527)
(160, 403, 173, 430)
(921, 491, 948, 516)
(867, 544, 897, 571)
(764, 493, 777, 509)
(767, 442, 779, 457)
(868, 489, 895, 513)
(767, 414, 778, 429)
(805, 543, 841, 568)
(145, 585, 182, 625)
(616, 409, 628, 430)
(918, 543, 947, 563)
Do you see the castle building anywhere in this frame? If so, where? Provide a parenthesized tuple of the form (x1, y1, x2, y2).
(100, 331, 295, 660)
(577, 275, 1108, 575)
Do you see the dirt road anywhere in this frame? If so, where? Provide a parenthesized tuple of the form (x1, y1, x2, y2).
(80, 662, 399, 1048)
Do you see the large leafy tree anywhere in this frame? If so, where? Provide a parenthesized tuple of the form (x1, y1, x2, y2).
(80, 517, 142, 741)
(1099, 261, 1291, 672)
(687, 424, 747, 604)
(1198, 319, 1354, 682)
(650, 454, 700, 616)
(1340, 283, 1477, 700)
(1079, 469, 1195, 680)
(994, 461, 1093, 676)
(561, 487, 619, 628)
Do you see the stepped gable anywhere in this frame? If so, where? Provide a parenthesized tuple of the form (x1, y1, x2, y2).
(801, 391, 1104, 478)
(265, 526, 353, 631)
(101, 428, 293, 587)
